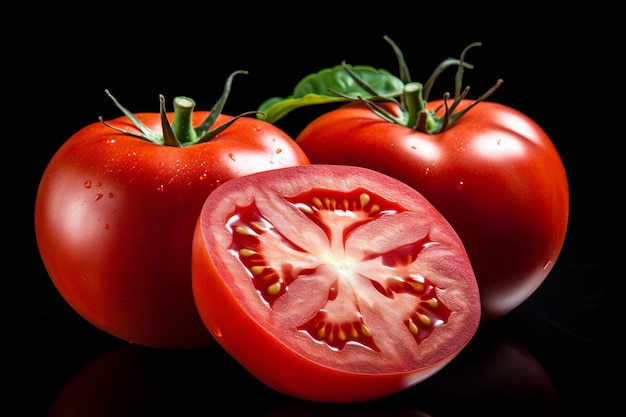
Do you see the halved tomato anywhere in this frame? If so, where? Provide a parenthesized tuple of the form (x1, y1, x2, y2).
(191, 164, 481, 403)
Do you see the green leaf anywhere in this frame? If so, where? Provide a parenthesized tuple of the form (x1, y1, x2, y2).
(257, 65, 404, 124)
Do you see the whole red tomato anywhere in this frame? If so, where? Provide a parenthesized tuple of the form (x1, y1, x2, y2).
(295, 99, 568, 321)
(35, 72, 310, 349)
(259, 39, 569, 321)
(192, 164, 481, 402)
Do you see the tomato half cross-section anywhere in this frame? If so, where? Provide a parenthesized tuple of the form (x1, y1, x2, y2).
(191, 164, 481, 403)
(35, 71, 310, 350)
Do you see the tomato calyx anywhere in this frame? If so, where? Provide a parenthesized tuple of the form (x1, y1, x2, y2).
(334, 36, 503, 134)
(257, 36, 503, 134)
(100, 70, 260, 147)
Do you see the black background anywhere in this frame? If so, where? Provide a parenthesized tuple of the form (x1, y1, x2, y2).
(12, 5, 616, 416)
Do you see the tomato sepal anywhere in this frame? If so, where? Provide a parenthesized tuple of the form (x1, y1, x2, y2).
(101, 70, 260, 147)
(257, 65, 404, 124)
(258, 36, 503, 134)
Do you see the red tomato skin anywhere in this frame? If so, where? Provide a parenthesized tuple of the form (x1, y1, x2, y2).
(35, 112, 310, 349)
(192, 164, 481, 402)
(296, 101, 569, 321)
(194, 242, 449, 403)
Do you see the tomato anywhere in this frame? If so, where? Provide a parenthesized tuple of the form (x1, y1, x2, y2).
(258, 39, 569, 321)
(191, 164, 481, 403)
(35, 72, 310, 349)
(294, 100, 569, 321)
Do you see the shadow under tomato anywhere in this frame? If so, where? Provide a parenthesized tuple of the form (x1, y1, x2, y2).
(389, 325, 561, 417)
(46, 340, 293, 417)
(265, 401, 433, 417)
(266, 325, 560, 417)
(47, 324, 559, 417)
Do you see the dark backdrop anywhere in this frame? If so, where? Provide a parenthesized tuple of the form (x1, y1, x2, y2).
(12, 6, 615, 416)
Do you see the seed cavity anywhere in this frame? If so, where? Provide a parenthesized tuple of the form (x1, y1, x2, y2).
(226, 188, 452, 353)
(300, 316, 379, 352)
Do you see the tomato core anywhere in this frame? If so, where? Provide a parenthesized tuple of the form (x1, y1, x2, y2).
(227, 188, 453, 353)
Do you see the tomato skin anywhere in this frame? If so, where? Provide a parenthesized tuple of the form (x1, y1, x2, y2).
(295, 100, 569, 321)
(35, 112, 310, 349)
(192, 164, 481, 402)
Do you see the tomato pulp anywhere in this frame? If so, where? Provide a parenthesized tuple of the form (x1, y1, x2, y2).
(192, 164, 481, 402)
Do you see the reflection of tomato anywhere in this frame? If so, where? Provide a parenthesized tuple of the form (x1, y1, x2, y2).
(296, 100, 569, 321)
(47, 342, 285, 416)
(47, 343, 154, 417)
(400, 327, 560, 416)
(35, 78, 310, 349)
(266, 401, 432, 417)
(192, 164, 481, 403)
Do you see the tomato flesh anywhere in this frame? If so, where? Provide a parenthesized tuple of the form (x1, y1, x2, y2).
(192, 164, 480, 402)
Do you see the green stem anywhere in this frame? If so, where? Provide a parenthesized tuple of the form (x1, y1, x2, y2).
(403, 82, 440, 133)
(101, 70, 251, 147)
(171, 97, 198, 145)
(403, 82, 424, 129)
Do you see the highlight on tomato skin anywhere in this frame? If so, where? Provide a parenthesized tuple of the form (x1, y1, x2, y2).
(191, 164, 482, 403)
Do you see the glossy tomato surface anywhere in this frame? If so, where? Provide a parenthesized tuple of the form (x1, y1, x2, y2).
(192, 164, 481, 402)
(296, 100, 569, 321)
(35, 111, 310, 349)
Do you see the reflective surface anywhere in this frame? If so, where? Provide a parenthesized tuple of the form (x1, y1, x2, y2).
(15, 13, 614, 417)
(14, 235, 612, 416)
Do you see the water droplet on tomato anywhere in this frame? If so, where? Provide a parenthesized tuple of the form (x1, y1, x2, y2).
(276, 148, 282, 154)
(95, 193, 104, 201)
(157, 184, 164, 192)
(455, 181, 465, 191)
(84, 180, 92, 189)
(103, 223, 110, 230)
(229, 153, 236, 161)
(108, 192, 114, 198)
(543, 260, 553, 269)
(212, 326, 223, 338)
